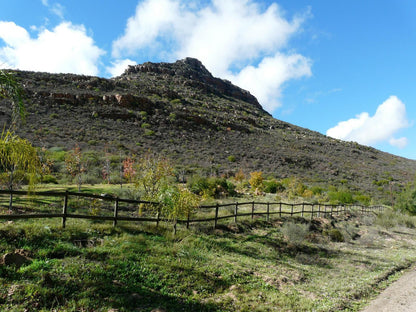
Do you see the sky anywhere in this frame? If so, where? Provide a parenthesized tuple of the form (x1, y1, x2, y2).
(0, 0, 415, 160)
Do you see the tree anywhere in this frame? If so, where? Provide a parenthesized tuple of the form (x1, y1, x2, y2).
(0, 130, 41, 210)
(65, 145, 86, 191)
(0, 70, 25, 127)
(159, 185, 200, 222)
(249, 171, 264, 194)
(122, 156, 136, 183)
(133, 152, 174, 203)
(395, 179, 416, 214)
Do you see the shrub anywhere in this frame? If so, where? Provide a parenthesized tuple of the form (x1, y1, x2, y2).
(310, 186, 324, 195)
(281, 222, 309, 244)
(264, 180, 285, 194)
(40, 174, 58, 184)
(324, 229, 344, 242)
(395, 183, 416, 214)
(187, 176, 236, 198)
(328, 190, 354, 204)
(375, 210, 397, 229)
(249, 171, 264, 192)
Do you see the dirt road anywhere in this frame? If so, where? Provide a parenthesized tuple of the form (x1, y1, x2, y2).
(361, 267, 416, 312)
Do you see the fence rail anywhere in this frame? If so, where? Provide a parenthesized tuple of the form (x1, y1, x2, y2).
(0, 189, 385, 230)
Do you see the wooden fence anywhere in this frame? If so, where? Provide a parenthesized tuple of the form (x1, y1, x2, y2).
(0, 190, 385, 230)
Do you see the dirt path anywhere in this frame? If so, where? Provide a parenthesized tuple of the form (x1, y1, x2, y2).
(361, 267, 416, 312)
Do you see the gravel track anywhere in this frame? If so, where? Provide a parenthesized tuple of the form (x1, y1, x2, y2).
(361, 267, 416, 312)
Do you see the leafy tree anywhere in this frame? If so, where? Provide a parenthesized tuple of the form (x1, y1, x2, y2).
(159, 185, 200, 223)
(122, 156, 136, 183)
(133, 152, 174, 203)
(0, 130, 41, 210)
(249, 171, 264, 193)
(396, 180, 416, 214)
(65, 145, 86, 191)
(0, 70, 25, 127)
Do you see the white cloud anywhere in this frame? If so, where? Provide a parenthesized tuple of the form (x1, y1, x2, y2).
(106, 58, 136, 77)
(112, 0, 186, 58)
(0, 21, 104, 75)
(112, 0, 311, 112)
(326, 96, 410, 148)
(40, 0, 65, 19)
(389, 137, 408, 149)
(50, 3, 65, 19)
(227, 52, 311, 111)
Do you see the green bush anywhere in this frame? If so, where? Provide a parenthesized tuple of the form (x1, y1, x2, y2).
(264, 180, 285, 194)
(375, 210, 397, 229)
(281, 222, 309, 244)
(328, 190, 354, 204)
(187, 176, 236, 198)
(395, 184, 416, 214)
(40, 174, 58, 184)
(324, 229, 344, 242)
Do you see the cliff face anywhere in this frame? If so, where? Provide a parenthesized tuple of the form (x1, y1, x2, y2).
(1, 58, 415, 197)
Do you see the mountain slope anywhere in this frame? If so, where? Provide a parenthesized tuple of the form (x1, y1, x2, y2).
(1, 58, 415, 197)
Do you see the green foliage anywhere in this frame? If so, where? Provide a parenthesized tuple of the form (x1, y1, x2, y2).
(395, 181, 416, 214)
(187, 175, 236, 198)
(170, 98, 181, 105)
(133, 153, 174, 204)
(354, 194, 371, 206)
(40, 174, 58, 184)
(376, 209, 416, 229)
(159, 186, 201, 221)
(328, 190, 354, 204)
(227, 155, 236, 162)
(0, 130, 41, 190)
(324, 228, 344, 242)
(0, 70, 25, 125)
(65, 145, 86, 191)
(280, 221, 309, 244)
(263, 179, 285, 194)
(249, 171, 264, 192)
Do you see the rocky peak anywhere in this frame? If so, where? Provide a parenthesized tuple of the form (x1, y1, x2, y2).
(121, 58, 267, 113)
(122, 57, 213, 81)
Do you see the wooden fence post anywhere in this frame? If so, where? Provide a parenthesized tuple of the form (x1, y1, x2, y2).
(291, 204, 294, 216)
(279, 203, 282, 217)
(62, 191, 68, 228)
(214, 203, 219, 229)
(234, 202, 238, 223)
(156, 205, 161, 227)
(266, 203, 270, 222)
(301, 204, 304, 217)
(311, 204, 314, 221)
(251, 201, 255, 219)
(113, 197, 119, 227)
(318, 205, 320, 217)
(330, 205, 333, 217)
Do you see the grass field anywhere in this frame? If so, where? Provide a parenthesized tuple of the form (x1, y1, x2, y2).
(1, 207, 416, 311)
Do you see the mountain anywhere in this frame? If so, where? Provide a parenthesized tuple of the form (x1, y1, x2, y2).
(1, 58, 415, 197)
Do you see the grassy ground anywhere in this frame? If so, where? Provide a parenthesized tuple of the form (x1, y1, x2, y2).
(0, 209, 416, 311)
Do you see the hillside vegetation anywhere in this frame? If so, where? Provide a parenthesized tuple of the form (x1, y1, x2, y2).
(1, 58, 416, 201)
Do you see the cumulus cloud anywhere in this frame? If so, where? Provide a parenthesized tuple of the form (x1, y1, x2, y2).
(326, 96, 410, 148)
(106, 58, 136, 77)
(0, 21, 104, 75)
(112, 0, 311, 112)
(228, 53, 311, 111)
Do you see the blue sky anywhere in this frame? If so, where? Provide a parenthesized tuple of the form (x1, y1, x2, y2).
(1, 0, 415, 160)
